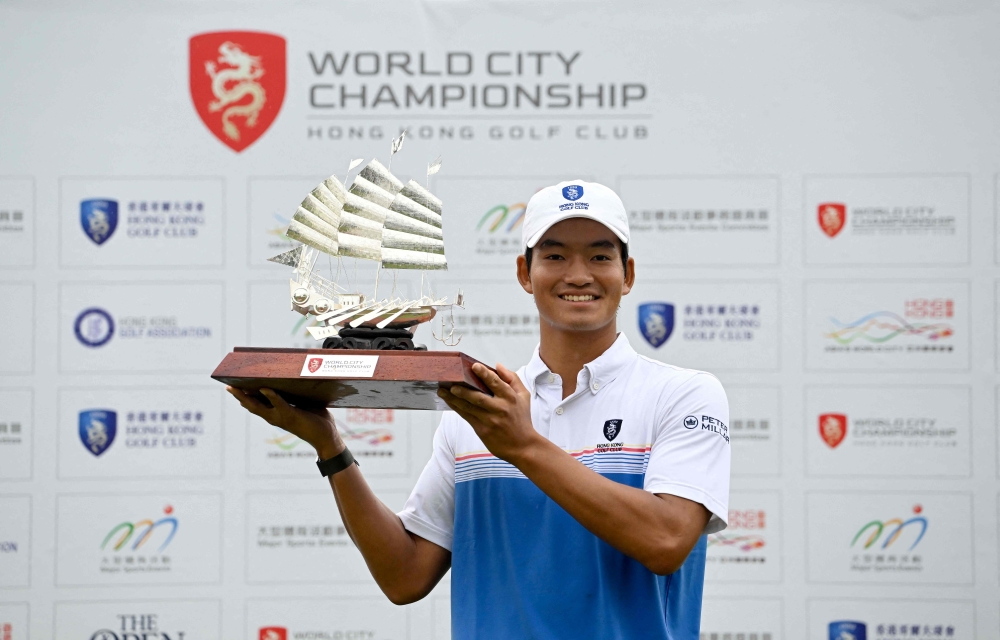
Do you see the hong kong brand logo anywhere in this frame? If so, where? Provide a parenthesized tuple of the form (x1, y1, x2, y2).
(819, 413, 847, 449)
(102, 505, 178, 553)
(852, 504, 927, 551)
(603, 419, 622, 441)
(638, 302, 674, 348)
(80, 199, 118, 245)
(79, 409, 117, 457)
(307, 357, 323, 373)
(477, 203, 527, 235)
(74, 308, 115, 348)
(259, 628, 288, 640)
(818, 202, 846, 238)
(562, 185, 584, 201)
(189, 31, 286, 153)
(829, 620, 867, 640)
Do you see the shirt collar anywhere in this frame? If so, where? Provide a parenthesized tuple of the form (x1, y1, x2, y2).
(523, 333, 638, 396)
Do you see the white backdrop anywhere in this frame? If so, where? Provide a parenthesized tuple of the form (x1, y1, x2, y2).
(2, 1, 1000, 638)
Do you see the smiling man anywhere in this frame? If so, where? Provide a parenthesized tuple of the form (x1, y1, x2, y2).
(228, 180, 730, 640)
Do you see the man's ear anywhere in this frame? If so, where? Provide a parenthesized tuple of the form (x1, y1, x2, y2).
(516, 254, 533, 295)
(622, 256, 635, 296)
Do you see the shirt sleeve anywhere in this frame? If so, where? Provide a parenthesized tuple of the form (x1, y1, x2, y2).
(643, 372, 731, 535)
(396, 413, 456, 551)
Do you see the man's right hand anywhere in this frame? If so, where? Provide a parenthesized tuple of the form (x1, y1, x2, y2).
(226, 386, 344, 459)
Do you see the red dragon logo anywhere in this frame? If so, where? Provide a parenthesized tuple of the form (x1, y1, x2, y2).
(819, 413, 847, 449)
(259, 628, 287, 640)
(307, 357, 323, 373)
(189, 31, 286, 152)
(817, 202, 846, 238)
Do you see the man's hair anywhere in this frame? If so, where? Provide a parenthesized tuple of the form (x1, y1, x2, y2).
(524, 240, 629, 272)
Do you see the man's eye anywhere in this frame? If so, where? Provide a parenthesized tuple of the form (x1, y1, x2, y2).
(544, 254, 564, 260)
(593, 255, 611, 261)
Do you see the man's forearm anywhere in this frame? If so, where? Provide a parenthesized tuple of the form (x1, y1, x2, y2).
(323, 444, 450, 604)
(225, 387, 449, 602)
(511, 437, 707, 575)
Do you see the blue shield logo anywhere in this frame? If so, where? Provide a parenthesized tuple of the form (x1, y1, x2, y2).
(80, 199, 118, 245)
(638, 303, 674, 348)
(829, 621, 867, 640)
(79, 409, 117, 457)
(562, 185, 584, 201)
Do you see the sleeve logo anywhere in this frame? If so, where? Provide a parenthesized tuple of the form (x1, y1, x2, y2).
(684, 414, 730, 443)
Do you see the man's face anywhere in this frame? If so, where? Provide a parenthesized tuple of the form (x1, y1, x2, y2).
(517, 217, 634, 333)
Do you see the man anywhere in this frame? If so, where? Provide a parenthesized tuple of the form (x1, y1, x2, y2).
(229, 180, 730, 639)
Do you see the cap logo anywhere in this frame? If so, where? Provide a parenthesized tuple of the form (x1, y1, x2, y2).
(562, 185, 584, 201)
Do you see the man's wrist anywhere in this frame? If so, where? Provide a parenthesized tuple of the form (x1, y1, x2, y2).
(315, 437, 346, 461)
(505, 432, 552, 470)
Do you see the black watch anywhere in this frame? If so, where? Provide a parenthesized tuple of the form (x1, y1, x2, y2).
(317, 447, 359, 477)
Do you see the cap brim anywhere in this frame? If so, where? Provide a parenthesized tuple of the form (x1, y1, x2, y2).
(524, 211, 629, 249)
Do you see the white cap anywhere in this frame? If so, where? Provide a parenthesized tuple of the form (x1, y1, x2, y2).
(522, 180, 630, 250)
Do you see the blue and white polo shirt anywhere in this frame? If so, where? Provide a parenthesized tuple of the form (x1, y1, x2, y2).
(398, 333, 730, 639)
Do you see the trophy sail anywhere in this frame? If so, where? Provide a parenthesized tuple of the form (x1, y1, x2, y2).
(212, 152, 484, 411)
(270, 157, 459, 348)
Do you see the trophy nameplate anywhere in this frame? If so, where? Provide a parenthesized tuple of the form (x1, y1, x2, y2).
(212, 347, 491, 410)
(213, 148, 488, 410)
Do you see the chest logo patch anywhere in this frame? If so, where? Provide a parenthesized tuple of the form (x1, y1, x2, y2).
(603, 419, 623, 441)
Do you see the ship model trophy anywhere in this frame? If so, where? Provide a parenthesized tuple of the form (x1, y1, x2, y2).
(212, 142, 491, 410)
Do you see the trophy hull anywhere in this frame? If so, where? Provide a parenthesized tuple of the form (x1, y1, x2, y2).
(212, 347, 491, 410)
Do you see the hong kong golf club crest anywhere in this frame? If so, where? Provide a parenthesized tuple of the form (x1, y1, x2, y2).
(603, 419, 622, 442)
(828, 621, 866, 640)
(638, 302, 674, 348)
(80, 199, 118, 245)
(189, 31, 286, 152)
(79, 409, 117, 456)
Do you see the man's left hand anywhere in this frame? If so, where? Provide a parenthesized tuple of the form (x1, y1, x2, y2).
(437, 363, 540, 463)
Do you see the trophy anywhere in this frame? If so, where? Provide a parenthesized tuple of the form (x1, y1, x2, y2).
(212, 141, 491, 409)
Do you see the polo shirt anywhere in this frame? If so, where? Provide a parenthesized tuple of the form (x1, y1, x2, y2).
(398, 333, 730, 640)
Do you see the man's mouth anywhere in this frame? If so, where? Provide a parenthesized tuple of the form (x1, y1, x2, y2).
(559, 294, 598, 302)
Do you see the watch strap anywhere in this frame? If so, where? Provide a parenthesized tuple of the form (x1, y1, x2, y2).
(317, 447, 359, 477)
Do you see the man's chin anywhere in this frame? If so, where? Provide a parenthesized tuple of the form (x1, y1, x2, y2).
(543, 315, 617, 333)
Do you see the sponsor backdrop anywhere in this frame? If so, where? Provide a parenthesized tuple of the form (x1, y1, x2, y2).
(1, 1, 999, 637)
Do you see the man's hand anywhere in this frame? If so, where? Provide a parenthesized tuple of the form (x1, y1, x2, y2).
(226, 386, 343, 459)
(437, 363, 541, 463)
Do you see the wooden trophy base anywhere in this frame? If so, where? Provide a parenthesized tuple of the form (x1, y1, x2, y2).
(211, 347, 492, 410)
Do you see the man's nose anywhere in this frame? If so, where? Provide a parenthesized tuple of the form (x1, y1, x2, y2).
(563, 256, 594, 285)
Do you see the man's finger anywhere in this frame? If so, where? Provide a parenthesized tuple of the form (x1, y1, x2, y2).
(226, 386, 272, 416)
(446, 385, 500, 413)
(496, 363, 529, 396)
(259, 388, 292, 411)
(439, 388, 491, 422)
(439, 392, 481, 422)
(472, 363, 514, 399)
